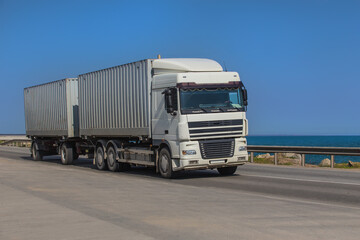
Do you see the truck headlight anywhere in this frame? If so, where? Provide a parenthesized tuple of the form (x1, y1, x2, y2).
(182, 150, 196, 155)
(238, 146, 247, 151)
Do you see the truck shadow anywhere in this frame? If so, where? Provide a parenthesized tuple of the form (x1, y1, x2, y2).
(20, 155, 237, 179)
(20, 155, 97, 169)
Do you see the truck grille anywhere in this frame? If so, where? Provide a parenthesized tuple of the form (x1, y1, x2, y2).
(199, 139, 235, 159)
(188, 119, 243, 128)
(188, 119, 243, 139)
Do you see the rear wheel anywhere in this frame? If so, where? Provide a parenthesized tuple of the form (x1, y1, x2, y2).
(95, 146, 107, 170)
(60, 143, 74, 165)
(217, 166, 237, 176)
(158, 148, 174, 179)
(32, 143, 43, 161)
(107, 146, 120, 172)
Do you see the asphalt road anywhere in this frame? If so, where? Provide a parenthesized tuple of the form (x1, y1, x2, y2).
(1, 146, 360, 240)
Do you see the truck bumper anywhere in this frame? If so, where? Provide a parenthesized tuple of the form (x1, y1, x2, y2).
(174, 138, 248, 171)
(173, 157, 247, 171)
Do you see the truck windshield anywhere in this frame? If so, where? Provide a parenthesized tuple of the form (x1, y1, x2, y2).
(180, 88, 245, 114)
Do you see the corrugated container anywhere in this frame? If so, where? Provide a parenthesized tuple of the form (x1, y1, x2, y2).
(78, 59, 152, 137)
(24, 78, 79, 137)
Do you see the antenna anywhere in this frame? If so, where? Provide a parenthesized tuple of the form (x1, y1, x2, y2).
(223, 61, 227, 72)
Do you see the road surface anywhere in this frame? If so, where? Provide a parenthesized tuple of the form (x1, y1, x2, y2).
(0, 146, 359, 240)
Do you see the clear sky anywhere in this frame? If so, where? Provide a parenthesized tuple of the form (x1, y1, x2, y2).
(1, 0, 359, 135)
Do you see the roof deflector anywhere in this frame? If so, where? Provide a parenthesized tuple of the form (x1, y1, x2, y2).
(152, 58, 223, 74)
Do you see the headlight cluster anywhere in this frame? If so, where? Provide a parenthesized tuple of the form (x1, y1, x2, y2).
(238, 146, 247, 151)
(182, 150, 196, 155)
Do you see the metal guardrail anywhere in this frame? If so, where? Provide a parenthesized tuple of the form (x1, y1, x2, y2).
(247, 145, 360, 168)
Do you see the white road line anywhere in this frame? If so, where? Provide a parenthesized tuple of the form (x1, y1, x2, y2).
(239, 173, 360, 186)
(237, 189, 360, 211)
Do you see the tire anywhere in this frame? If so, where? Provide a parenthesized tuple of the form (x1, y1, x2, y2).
(158, 148, 174, 179)
(217, 166, 237, 176)
(73, 152, 79, 160)
(32, 142, 43, 161)
(107, 146, 120, 172)
(95, 146, 107, 170)
(60, 143, 74, 165)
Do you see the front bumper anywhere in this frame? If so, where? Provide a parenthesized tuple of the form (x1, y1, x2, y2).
(173, 156, 248, 171)
(173, 139, 248, 171)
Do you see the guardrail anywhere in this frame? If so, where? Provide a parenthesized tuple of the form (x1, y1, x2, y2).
(247, 145, 360, 168)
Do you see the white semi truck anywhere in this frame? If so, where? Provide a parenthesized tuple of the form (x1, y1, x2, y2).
(24, 58, 248, 178)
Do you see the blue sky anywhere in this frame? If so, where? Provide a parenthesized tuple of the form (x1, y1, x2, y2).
(1, 0, 359, 135)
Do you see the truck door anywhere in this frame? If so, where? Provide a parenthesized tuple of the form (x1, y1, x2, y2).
(151, 87, 180, 158)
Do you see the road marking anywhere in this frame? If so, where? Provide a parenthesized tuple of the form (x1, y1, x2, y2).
(236, 189, 360, 211)
(239, 173, 360, 186)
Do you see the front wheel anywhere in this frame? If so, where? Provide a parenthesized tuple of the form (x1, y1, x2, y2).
(158, 148, 174, 179)
(217, 166, 237, 176)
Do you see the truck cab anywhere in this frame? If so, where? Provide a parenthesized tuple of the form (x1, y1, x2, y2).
(151, 58, 248, 177)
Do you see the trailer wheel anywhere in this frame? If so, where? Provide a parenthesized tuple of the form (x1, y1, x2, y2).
(217, 166, 237, 176)
(107, 146, 120, 172)
(158, 148, 174, 179)
(32, 143, 43, 161)
(95, 146, 107, 170)
(60, 143, 74, 165)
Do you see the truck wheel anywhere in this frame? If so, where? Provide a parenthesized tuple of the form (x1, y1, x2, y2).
(107, 146, 120, 172)
(60, 143, 74, 165)
(217, 166, 237, 176)
(32, 143, 43, 161)
(73, 152, 79, 160)
(158, 148, 174, 179)
(95, 146, 107, 170)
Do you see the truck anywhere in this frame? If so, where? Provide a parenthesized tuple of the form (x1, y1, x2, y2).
(24, 57, 248, 178)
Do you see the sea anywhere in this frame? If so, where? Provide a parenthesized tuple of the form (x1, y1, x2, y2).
(246, 135, 360, 165)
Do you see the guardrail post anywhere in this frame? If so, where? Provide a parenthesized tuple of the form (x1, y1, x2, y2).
(274, 152, 278, 165)
(301, 154, 305, 167)
(250, 152, 254, 163)
(330, 155, 334, 168)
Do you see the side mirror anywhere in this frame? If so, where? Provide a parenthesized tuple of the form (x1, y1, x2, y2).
(240, 82, 248, 106)
(242, 88, 248, 106)
(162, 88, 178, 115)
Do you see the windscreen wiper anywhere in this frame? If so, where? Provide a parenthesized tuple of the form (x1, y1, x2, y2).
(199, 107, 208, 112)
(217, 107, 226, 112)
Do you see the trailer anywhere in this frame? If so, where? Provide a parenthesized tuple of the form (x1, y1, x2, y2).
(24, 58, 249, 178)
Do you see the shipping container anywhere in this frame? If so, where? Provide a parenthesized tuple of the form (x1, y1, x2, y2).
(78, 59, 152, 137)
(24, 78, 79, 137)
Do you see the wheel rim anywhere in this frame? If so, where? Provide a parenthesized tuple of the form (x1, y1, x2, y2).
(97, 149, 103, 165)
(160, 154, 169, 173)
